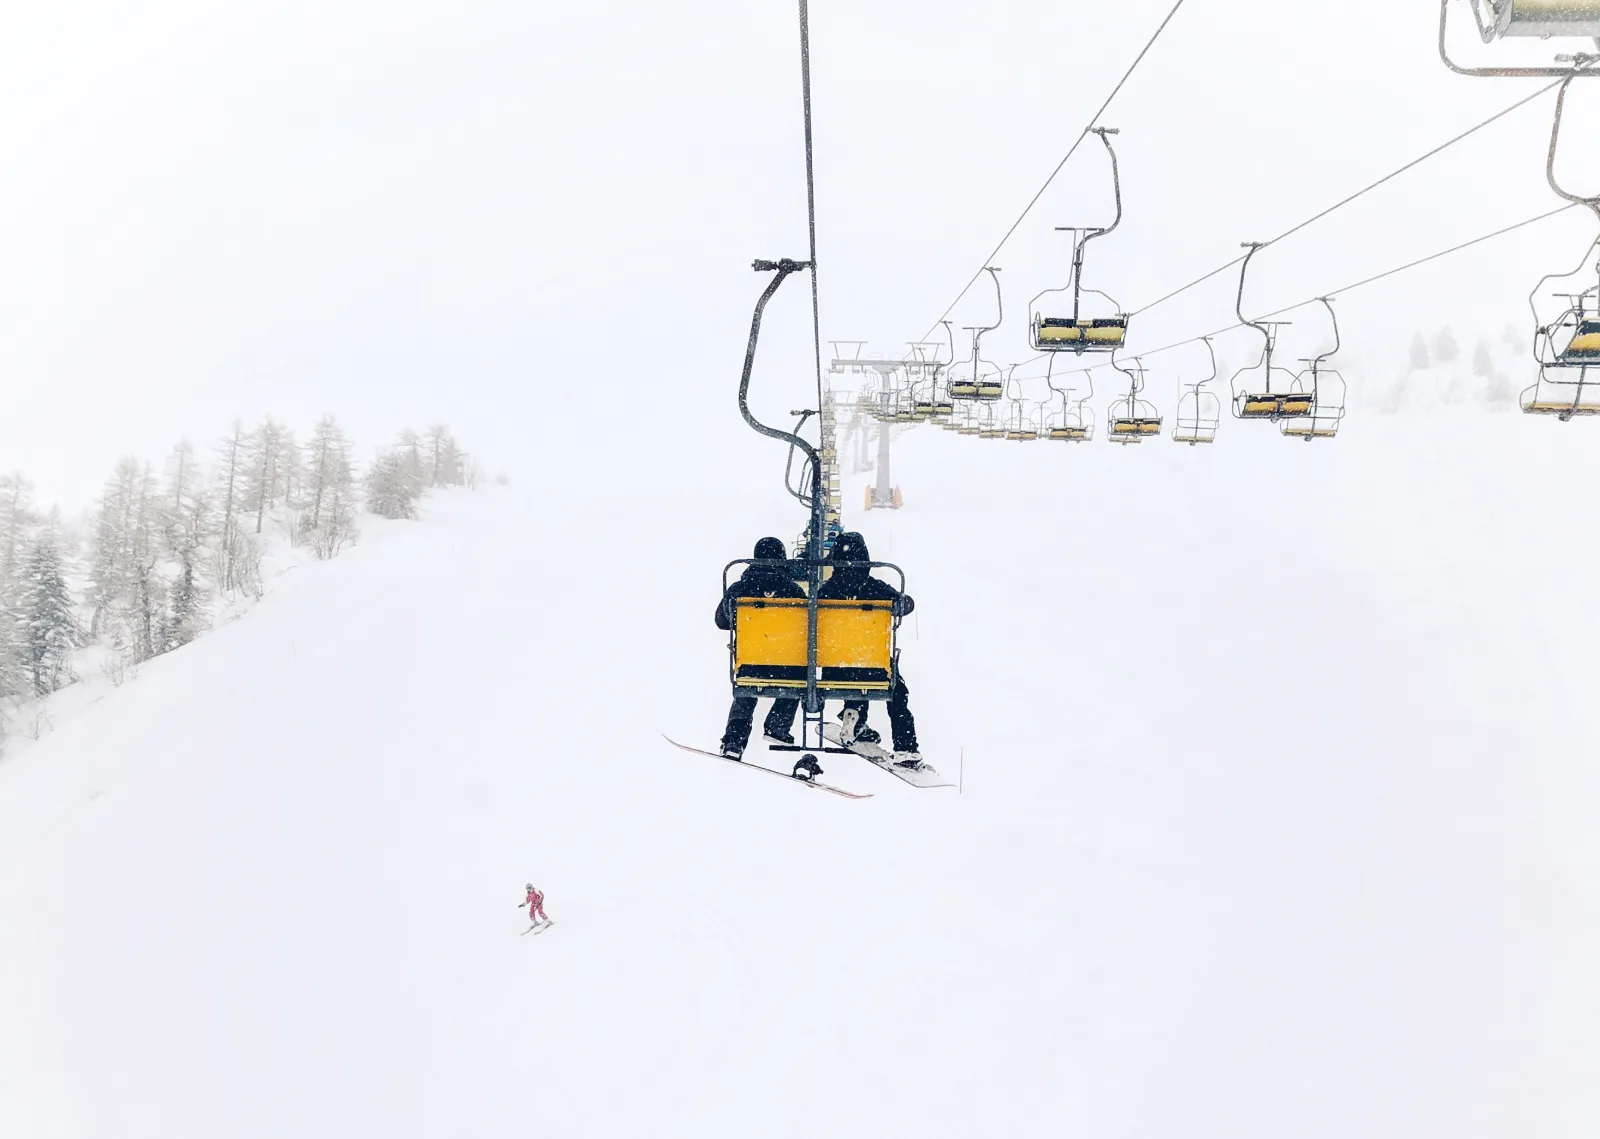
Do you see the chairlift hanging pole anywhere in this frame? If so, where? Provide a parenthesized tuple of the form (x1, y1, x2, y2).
(737, 258, 827, 716)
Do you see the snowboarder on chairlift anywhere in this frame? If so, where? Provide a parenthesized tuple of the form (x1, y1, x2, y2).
(716, 536, 804, 759)
(521, 883, 549, 925)
(817, 531, 920, 763)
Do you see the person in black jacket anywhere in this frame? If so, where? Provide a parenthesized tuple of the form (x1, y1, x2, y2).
(716, 537, 803, 758)
(816, 531, 920, 761)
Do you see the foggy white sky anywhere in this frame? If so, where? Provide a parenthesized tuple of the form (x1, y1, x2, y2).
(2, 0, 1597, 508)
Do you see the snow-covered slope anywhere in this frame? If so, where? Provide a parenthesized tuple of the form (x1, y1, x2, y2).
(2, 415, 1597, 1137)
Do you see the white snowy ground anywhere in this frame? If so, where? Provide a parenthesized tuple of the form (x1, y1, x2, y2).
(2, 411, 1597, 1138)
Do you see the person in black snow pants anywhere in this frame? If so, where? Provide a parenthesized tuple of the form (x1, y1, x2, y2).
(817, 531, 920, 763)
(716, 537, 803, 759)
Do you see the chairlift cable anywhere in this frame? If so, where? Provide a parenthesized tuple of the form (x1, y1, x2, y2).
(1032, 203, 1581, 377)
(799, 0, 826, 417)
(1130, 79, 1564, 318)
(915, 0, 1190, 344)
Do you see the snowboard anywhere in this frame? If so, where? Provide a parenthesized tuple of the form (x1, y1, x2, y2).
(663, 736, 873, 799)
(821, 721, 955, 789)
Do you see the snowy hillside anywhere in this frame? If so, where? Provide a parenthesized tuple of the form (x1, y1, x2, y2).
(3, 415, 1598, 1137)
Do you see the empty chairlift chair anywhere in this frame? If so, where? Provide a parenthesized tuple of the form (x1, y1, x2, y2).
(1229, 243, 1314, 423)
(1281, 298, 1349, 441)
(1106, 357, 1161, 444)
(1172, 338, 1222, 445)
(1028, 127, 1132, 357)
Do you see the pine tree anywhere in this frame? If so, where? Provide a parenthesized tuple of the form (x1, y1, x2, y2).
(1409, 331, 1431, 370)
(1473, 340, 1495, 378)
(304, 416, 358, 558)
(125, 462, 165, 663)
(161, 441, 206, 558)
(424, 425, 465, 488)
(244, 417, 286, 535)
(366, 451, 422, 520)
(0, 472, 35, 581)
(1433, 326, 1460, 364)
(88, 458, 139, 639)
(16, 528, 79, 696)
(211, 421, 249, 594)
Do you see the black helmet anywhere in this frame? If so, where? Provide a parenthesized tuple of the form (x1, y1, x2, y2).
(830, 532, 870, 563)
(753, 536, 788, 560)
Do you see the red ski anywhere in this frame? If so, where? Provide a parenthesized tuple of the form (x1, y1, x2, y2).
(663, 736, 873, 799)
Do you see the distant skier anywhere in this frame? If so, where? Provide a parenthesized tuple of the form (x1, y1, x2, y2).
(818, 532, 921, 765)
(521, 883, 549, 926)
(715, 536, 803, 759)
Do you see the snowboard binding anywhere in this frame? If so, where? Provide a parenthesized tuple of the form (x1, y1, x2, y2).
(792, 755, 824, 782)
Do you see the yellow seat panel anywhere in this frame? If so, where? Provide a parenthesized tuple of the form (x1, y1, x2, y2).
(1524, 400, 1600, 415)
(733, 598, 893, 692)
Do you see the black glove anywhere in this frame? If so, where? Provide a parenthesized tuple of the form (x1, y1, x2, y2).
(892, 596, 912, 618)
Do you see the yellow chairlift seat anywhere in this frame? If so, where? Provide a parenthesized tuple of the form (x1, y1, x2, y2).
(1555, 319, 1600, 365)
(1049, 426, 1089, 441)
(1237, 392, 1314, 419)
(1109, 416, 1161, 438)
(732, 597, 895, 699)
(1281, 424, 1339, 438)
(978, 428, 1004, 439)
(1172, 429, 1216, 444)
(1521, 398, 1600, 417)
(1036, 317, 1128, 347)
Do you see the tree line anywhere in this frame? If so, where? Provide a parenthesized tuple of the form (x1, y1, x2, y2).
(0, 418, 478, 750)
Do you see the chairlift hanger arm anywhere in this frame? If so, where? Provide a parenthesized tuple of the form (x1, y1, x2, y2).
(1547, 75, 1600, 217)
(1234, 243, 1274, 368)
(739, 258, 823, 483)
(1074, 127, 1125, 262)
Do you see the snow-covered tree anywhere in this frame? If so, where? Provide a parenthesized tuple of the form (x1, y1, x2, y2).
(88, 457, 140, 639)
(209, 421, 260, 597)
(244, 417, 288, 535)
(0, 472, 36, 581)
(425, 425, 465, 489)
(366, 451, 422, 520)
(1433, 326, 1460, 364)
(15, 525, 79, 696)
(1409, 331, 1431, 370)
(303, 416, 358, 559)
(1472, 340, 1495, 378)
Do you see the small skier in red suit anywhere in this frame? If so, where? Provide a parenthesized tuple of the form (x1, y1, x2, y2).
(521, 883, 549, 926)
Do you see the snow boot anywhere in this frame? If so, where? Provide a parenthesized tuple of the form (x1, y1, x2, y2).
(763, 730, 796, 747)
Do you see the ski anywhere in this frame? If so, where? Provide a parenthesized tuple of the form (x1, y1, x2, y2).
(522, 920, 554, 936)
(821, 722, 956, 789)
(663, 736, 873, 799)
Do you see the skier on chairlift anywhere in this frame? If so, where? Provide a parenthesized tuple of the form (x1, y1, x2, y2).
(716, 536, 803, 759)
(818, 532, 921, 765)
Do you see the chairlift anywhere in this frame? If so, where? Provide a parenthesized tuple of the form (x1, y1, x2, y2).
(1028, 128, 1131, 354)
(1044, 356, 1095, 441)
(1522, 74, 1600, 418)
(948, 268, 1007, 401)
(1282, 298, 1349, 440)
(1230, 243, 1313, 421)
(1106, 356, 1161, 444)
(1172, 338, 1222, 445)
(1440, 0, 1600, 75)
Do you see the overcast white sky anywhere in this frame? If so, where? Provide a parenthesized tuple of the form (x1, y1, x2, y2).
(2, 0, 1597, 508)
